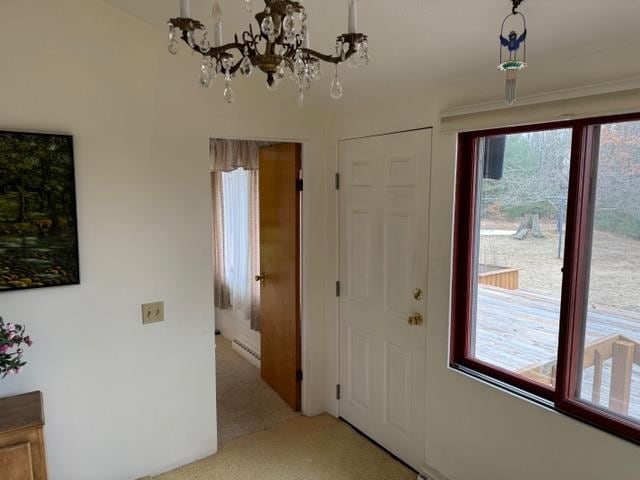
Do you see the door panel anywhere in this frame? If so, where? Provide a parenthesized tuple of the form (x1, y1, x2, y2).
(259, 143, 301, 411)
(385, 211, 413, 315)
(339, 129, 431, 469)
(384, 341, 412, 435)
(0, 443, 34, 480)
(348, 325, 371, 411)
(347, 208, 373, 303)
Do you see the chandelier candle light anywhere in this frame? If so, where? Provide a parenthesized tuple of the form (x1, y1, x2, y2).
(168, 0, 370, 106)
(498, 0, 528, 105)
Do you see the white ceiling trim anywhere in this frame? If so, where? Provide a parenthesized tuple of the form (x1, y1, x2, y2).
(440, 77, 640, 120)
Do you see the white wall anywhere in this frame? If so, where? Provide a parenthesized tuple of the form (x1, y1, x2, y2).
(216, 308, 260, 355)
(0, 1, 328, 479)
(323, 46, 640, 480)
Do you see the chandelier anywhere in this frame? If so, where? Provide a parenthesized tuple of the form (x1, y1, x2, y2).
(168, 0, 370, 106)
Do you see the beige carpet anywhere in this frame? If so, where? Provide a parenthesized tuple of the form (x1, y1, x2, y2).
(215, 336, 299, 444)
(153, 414, 416, 480)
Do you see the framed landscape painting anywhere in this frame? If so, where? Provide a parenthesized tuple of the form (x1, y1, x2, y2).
(0, 131, 80, 291)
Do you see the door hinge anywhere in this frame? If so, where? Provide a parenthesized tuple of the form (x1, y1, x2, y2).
(296, 179, 303, 191)
(296, 370, 303, 382)
(335, 172, 340, 190)
(336, 384, 341, 400)
(336, 281, 341, 297)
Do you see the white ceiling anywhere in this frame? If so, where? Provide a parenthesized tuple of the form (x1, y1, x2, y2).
(106, 0, 640, 109)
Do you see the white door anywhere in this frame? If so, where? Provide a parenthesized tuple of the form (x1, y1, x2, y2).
(339, 129, 431, 469)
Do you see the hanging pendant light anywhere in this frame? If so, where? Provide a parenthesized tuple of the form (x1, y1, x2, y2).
(498, 0, 528, 105)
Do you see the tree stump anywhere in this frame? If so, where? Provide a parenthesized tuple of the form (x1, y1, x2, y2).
(514, 214, 531, 240)
(531, 213, 544, 238)
(513, 213, 545, 240)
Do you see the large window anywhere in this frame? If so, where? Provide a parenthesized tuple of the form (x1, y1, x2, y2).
(452, 114, 640, 443)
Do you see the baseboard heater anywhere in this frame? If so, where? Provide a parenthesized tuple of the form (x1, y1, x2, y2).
(232, 338, 261, 369)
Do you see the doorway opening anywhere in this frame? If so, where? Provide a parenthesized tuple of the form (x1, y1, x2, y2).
(210, 138, 303, 445)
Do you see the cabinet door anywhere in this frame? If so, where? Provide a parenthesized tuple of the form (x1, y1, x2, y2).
(0, 442, 34, 480)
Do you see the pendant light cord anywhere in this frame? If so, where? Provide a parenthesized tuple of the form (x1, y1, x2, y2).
(511, 0, 525, 15)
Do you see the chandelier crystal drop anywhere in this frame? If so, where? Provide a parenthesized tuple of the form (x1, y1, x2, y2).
(330, 65, 343, 100)
(223, 70, 236, 103)
(168, 28, 180, 54)
(199, 58, 213, 87)
(168, 0, 369, 105)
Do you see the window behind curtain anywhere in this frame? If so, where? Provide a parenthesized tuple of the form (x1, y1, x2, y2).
(221, 168, 252, 316)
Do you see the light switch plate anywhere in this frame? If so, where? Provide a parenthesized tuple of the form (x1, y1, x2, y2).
(142, 302, 164, 325)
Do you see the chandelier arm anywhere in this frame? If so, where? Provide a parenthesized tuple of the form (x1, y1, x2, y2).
(209, 44, 245, 57)
(282, 43, 300, 59)
(303, 33, 367, 64)
(226, 58, 245, 76)
(241, 30, 261, 53)
(186, 40, 246, 59)
(301, 49, 342, 64)
(175, 23, 254, 59)
(301, 46, 358, 65)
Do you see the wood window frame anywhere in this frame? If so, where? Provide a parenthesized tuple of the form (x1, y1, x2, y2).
(451, 112, 640, 445)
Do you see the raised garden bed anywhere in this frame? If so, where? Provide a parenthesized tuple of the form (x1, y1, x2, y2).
(478, 265, 520, 290)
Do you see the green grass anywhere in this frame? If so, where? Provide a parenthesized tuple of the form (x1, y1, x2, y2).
(502, 201, 558, 220)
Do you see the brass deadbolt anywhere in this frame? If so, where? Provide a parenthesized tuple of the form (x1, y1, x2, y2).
(408, 313, 424, 326)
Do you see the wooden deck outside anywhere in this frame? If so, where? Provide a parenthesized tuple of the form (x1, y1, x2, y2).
(475, 286, 640, 420)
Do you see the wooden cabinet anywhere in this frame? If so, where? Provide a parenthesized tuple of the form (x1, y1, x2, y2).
(0, 391, 48, 480)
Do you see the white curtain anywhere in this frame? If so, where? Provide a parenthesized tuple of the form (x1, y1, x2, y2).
(212, 139, 267, 331)
(221, 168, 252, 319)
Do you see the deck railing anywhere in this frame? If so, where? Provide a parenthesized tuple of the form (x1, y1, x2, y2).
(519, 334, 639, 415)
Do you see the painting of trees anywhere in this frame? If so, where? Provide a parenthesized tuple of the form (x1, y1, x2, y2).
(0, 131, 79, 291)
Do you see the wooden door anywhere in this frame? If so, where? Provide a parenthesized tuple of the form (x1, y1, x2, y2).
(0, 392, 48, 480)
(339, 129, 431, 468)
(259, 143, 302, 411)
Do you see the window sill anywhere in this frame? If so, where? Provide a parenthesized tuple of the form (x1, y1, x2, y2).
(449, 362, 640, 448)
(450, 362, 555, 410)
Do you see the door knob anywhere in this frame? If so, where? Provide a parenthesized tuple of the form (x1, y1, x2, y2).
(408, 313, 424, 326)
(255, 274, 265, 283)
(413, 288, 423, 301)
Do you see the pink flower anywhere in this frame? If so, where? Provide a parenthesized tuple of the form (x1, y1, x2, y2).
(24, 336, 33, 347)
(6, 323, 15, 332)
(12, 367, 22, 375)
(0, 345, 9, 354)
(7, 332, 16, 341)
